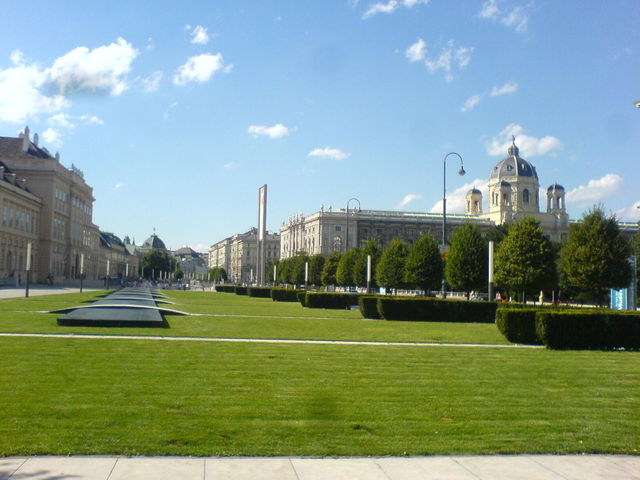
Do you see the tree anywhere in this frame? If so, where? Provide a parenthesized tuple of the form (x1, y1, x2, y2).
(336, 249, 359, 286)
(376, 239, 410, 292)
(560, 207, 631, 306)
(321, 252, 342, 286)
(494, 217, 556, 301)
(141, 250, 172, 279)
(174, 269, 184, 280)
(308, 254, 325, 286)
(290, 253, 310, 285)
(209, 267, 227, 282)
(404, 233, 442, 293)
(353, 239, 381, 288)
(445, 223, 487, 298)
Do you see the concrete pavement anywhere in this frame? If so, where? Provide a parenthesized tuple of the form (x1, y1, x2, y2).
(1, 455, 639, 479)
(0, 286, 103, 299)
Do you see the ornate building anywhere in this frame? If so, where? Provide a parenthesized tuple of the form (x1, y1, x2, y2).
(280, 139, 572, 259)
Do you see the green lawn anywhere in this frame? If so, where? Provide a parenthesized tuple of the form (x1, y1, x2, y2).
(0, 290, 638, 456)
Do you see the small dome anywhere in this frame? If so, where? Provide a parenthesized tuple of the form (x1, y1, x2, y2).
(467, 187, 482, 195)
(547, 183, 565, 191)
(490, 139, 539, 181)
(143, 233, 166, 250)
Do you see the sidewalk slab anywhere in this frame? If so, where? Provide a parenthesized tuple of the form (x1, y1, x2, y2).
(9, 456, 116, 480)
(0, 458, 26, 480)
(205, 457, 297, 480)
(456, 455, 565, 480)
(109, 457, 203, 480)
(291, 458, 389, 480)
(375, 456, 480, 479)
(532, 455, 640, 480)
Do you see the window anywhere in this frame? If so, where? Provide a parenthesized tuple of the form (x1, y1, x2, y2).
(523, 189, 529, 203)
(335, 225, 342, 231)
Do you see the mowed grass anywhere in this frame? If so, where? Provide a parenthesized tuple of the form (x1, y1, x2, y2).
(0, 290, 509, 344)
(0, 336, 638, 456)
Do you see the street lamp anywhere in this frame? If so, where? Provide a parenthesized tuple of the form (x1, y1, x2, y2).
(441, 152, 465, 296)
(345, 197, 361, 252)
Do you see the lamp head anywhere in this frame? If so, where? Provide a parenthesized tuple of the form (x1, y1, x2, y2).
(458, 167, 466, 176)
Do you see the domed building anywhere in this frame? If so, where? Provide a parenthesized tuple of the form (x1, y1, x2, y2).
(466, 137, 569, 242)
(139, 231, 168, 255)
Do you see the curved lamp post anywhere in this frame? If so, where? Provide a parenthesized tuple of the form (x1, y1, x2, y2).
(345, 197, 361, 253)
(442, 152, 465, 296)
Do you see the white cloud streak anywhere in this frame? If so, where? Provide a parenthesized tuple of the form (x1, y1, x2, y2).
(615, 201, 640, 221)
(173, 53, 231, 86)
(142, 71, 163, 93)
(395, 193, 422, 209)
(247, 124, 290, 139)
(415, 40, 473, 82)
(490, 81, 518, 96)
(362, 0, 428, 19)
(486, 124, 563, 158)
(308, 147, 350, 160)
(430, 179, 488, 214)
(190, 25, 210, 45)
(461, 94, 483, 112)
(478, 0, 530, 33)
(567, 174, 623, 204)
(405, 38, 426, 63)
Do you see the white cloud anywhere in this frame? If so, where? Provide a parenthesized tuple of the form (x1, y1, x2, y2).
(615, 201, 640, 221)
(247, 124, 290, 139)
(362, 0, 398, 19)
(48, 113, 74, 129)
(79, 115, 104, 125)
(403, 0, 429, 5)
(173, 53, 231, 86)
(47, 37, 138, 96)
(567, 174, 623, 205)
(422, 40, 473, 82)
(405, 38, 426, 63)
(142, 71, 163, 93)
(113, 182, 124, 190)
(190, 25, 210, 45)
(224, 161, 237, 170)
(486, 124, 563, 158)
(42, 127, 63, 147)
(489, 81, 518, 96)
(430, 179, 488, 214)
(461, 94, 483, 112)
(163, 101, 178, 120)
(395, 193, 422, 209)
(308, 147, 350, 160)
(478, 0, 530, 33)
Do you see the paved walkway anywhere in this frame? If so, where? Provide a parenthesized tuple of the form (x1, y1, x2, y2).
(1, 455, 638, 479)
(0, 286, 102, 299)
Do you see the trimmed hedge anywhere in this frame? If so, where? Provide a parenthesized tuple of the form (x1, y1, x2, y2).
(536, 310, 640, 350)
(359, 296, 382, 319)
(495, 308, 541, 345)
(297, 291, 307, 307)
(305, 292, 362, 309)
(247, 287, 272, 298)
(377, 297, 498, 323)
(234, 286, 248, 295)
(271, 288, 301, 302)
(215, 285, 235, 293)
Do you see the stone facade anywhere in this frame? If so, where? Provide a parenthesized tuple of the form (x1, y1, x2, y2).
(209, 228, 280, 284)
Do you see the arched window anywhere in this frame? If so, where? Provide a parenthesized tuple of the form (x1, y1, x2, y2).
(523, 189, 529, 203)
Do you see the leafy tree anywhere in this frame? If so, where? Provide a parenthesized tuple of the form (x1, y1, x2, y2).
(376, 239, 410, 292)
(353, 239, 381, 288)
(209, 267, 227, 282)
(445, 223, 487, 298)
(336, 249, 360, 286)
(560, 207, 631, 306)
(308, 254, 325, 285)
(494, 217, 557, 301)
(321, 252, 342, 286)
(289, 253, 309, 285)
(404, 233, 442, 293)
(485, 224, 510, 246)
(141, 250, 173, 279)
(174, 269, 184, 280)
(276, 257, 292, 284)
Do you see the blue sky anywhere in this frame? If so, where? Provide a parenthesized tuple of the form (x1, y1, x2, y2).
(0, 0, 638, 251)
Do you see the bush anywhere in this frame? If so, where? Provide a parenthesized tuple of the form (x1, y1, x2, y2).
(234, 286, 248, 295)
(359, 296, 382, 319)
(271, 288, 301, 302)
(535, 310, 640, 350)
(247, 287, 272, 298)
(297, 291, 307, 307)
(215, 285, 235, 293)
(495, 308, 541, 344)
(305, 292, 361, 309)
(377, 297, 497, 323)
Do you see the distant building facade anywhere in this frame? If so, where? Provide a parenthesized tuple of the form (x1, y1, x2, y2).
(209, 227, 280, 284)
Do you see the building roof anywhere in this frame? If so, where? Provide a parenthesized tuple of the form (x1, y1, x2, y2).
(547, 182, 565, 191)
(490, 139, 539, 181)
(143, 233, 166, 250)
(174, 246, 200, 257)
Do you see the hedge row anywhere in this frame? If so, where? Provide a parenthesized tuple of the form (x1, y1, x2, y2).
(247, 287, 272, 298)
(215, 285, 236, 293)
(305, 292, 362, 309)
(271, 288, 301, 302)
(495, 308, 541, 344)
(359, 296, 382, 319)
(297, 291, 307, 307)
(376, 297, 497, 323)
(234, 286, 248, 295)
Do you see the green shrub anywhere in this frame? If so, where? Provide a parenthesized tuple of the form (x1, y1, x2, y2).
(377, 297, 497, 323)
(305, 292, 361, 309)
(271, 288, 301, 302)
(297, 291, 307, 307)
(359, 296, 382, 319)
(215, 285, 235, 293)
(247, 287, 272, 298)
(535, 310, 640, 350)
(234, 286, 248, 295)
(495, 309, 541, 344)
